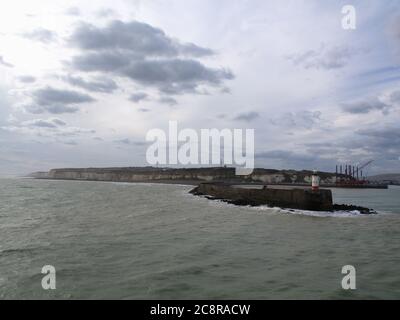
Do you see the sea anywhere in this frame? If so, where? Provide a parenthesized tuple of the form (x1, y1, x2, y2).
(0, 177, 399, 299)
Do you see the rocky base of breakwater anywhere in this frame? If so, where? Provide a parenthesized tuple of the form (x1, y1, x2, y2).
(331, 204, 377, 215)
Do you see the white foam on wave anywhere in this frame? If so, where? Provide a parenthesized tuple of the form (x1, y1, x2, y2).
(189, 195, 382, 218)
(251, 205, 381, 218)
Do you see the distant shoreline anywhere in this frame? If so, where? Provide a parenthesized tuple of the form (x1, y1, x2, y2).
(30, 177, 393, 190)
(27, 166, 389, 189)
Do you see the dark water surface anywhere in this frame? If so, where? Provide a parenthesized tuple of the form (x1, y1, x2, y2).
(0, 178, 399, 299)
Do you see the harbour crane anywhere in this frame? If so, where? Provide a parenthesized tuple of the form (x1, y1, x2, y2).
(357, 159, 374, 180)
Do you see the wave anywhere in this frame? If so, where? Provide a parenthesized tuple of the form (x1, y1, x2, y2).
(252, 205, 389, 217)
(267, 207, 364, 218)
(0, 247, 36, 255)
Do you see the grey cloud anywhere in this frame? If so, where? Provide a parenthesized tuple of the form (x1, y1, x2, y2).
(341, 98, 390, 114)
(159, 97, 178, 106)
(17, 75, 36, 83)
(254, 148, 338, 172)
(305, 132, 395, 165)
(22, 28, 57, 43)
(123, 59, 232, 87)
(270, 111, 322, 128)
(256, 150, 292, 159)
(23, 119, 57, 128)
(24, 104, 79, 115)
(70, 52, 132, 72)
(287, 45, 359, 70)
(61, 140, 78, 146)
(129, 92, 148, 102)
(179, 43, 214, 57)
(158, 81, 211, 95)
(390, 90, 400, 103)
(68, 20, 233, 95)
(256, 150, 315, 164)
(71, 53, 234, 94)
(138, 108, 150, 112)
(2, 119, 94, 141)
(356, 126, 400, 140)
(52, 119, 66, 126)
(21, 118, 66, 128)
(122, 59, 233, 95)
(114, 138, 131, 145)
(44, 105, 79, 114)
(304, 142, 335, 148)
(24, 87, 94, 114)
(388, 16, 400, 54)
(324, 126, 400, 162)
(69, 20, 214, 57)
(114, 138, 147, 146)
(55, 127, 96, 137)
(96, 8, 116, 18)
(220, 87, 231, 94)
(65, 7, 80, 16)
(22, 104, 46, 114)
(32, 87, 95, 106)
(234, 111, 260, 122)
(0, 56, 13, 68)
(63, 75, 118, 93)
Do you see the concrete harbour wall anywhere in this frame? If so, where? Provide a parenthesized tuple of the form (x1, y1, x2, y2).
(191, 183, 333, 211)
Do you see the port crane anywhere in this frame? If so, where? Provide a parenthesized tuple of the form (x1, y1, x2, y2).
(357, 159, 374, 180)
(335, 159, 375, 186)
(334, 159, 387, 188)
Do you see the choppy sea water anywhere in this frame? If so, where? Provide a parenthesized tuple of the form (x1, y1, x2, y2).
(0, 178, 399, 299)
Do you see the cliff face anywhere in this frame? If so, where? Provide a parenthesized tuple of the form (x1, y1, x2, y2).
(48, 167, 235, 182)
(46, 167, 345, 185)
(27, 171, 49, 178)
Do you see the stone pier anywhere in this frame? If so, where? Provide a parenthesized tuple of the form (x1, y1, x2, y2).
(190, 182, 333, 211)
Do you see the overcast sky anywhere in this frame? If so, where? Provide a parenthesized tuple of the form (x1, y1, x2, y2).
(1, 0, 400, 176)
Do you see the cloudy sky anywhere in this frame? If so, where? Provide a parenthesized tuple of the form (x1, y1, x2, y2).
(1, 0, 400, 176)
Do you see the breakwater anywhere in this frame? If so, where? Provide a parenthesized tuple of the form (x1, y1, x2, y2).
(190, 183, 333, 211)
(190, 183, 376, 214)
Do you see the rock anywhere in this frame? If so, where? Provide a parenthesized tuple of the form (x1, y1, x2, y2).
(332, 204, 377, 215)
